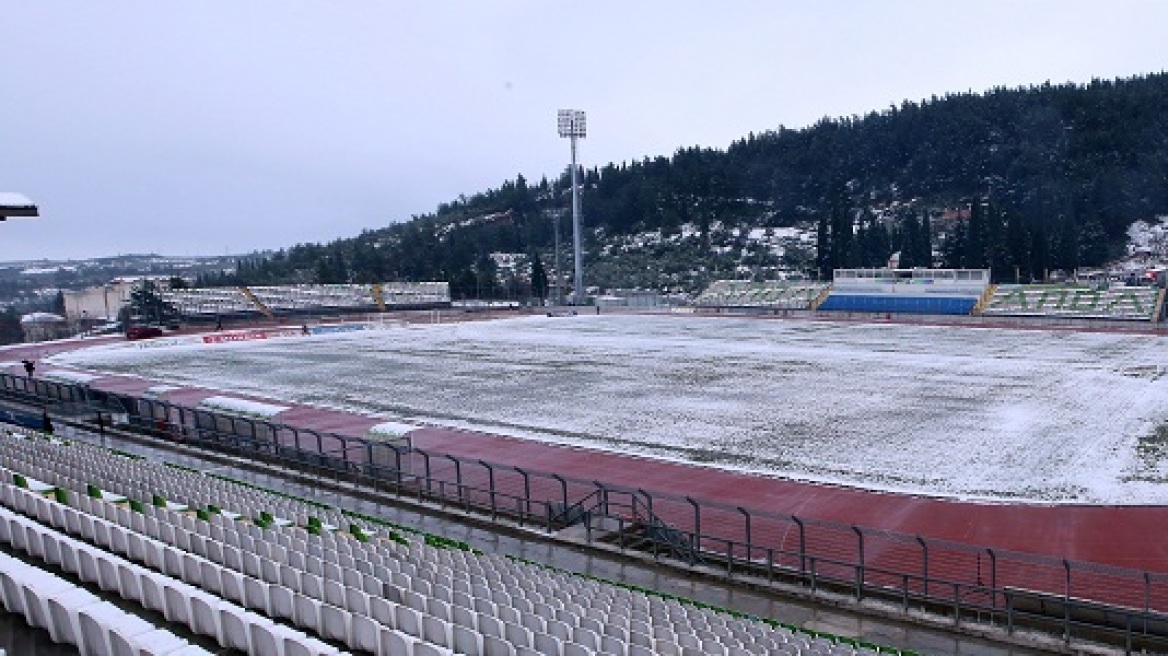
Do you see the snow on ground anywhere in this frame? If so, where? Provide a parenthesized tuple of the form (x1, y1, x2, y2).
(48, 314, 1168, 504)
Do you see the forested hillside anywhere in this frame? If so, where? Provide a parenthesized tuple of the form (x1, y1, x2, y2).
(209, 73, 1168, 297)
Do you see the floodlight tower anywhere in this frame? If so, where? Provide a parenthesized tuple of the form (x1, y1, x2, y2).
(557, 109, 586, 305)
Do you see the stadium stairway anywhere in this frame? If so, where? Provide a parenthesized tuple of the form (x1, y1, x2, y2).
(372, 284, 388, 313)
(809, 285, 833, 311)
(971, 284, 998, 316)
(240, 287, 276, 319)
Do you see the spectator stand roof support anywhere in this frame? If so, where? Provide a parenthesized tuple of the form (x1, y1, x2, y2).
(0, 192, 39, 220)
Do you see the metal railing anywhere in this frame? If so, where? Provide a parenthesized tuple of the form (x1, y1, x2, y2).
(3, 372, 1167, 653)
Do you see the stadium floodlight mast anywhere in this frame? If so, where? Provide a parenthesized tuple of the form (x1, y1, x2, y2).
(557, 109, 586, 305)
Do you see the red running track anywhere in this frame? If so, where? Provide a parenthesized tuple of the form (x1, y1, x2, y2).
(408, 426, 1168, 570)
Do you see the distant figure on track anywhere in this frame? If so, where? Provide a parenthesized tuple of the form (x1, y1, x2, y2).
(21, 359, 34, 377)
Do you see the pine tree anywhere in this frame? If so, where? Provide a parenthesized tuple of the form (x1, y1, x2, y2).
(1006, 211, 1030, 282)
(815, 213, 831, 279)
(919, 213, 933, 267)
(530, 252, 549, 301)
(898, 212, 921, 268)
(941, 219, 968, 269)
(965, 200, 987, 268)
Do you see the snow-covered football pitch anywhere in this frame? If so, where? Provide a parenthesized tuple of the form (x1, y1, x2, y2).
(51, 313, 1168, 505)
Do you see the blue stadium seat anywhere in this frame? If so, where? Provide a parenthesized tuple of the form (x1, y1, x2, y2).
(817, 294, 977, 315)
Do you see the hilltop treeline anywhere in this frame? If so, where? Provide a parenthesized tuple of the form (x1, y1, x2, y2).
(206, 73, 1168, 294)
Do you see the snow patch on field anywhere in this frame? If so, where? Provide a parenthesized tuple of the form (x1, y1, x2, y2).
(48, 314, 1168, 504)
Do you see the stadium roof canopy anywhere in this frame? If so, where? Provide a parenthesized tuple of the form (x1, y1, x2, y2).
(0, 192, 39, 219)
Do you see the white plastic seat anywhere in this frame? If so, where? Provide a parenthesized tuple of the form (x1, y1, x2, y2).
(319, 603, 351, 643)
(248, 621, 283, 656)
(350, 612, 380, 653)
(107, 614, 164, 656)
(242, 577, 270, 613)
(46, 587, 101, 645)
(270, 584, 295, 620)
(216, 601, 254, 652)
(504, 621, 533, 649)
(219, 569, 245, 605)
(190, 593, 221, 639)
(395, 603, 422, 636)
(452, 623, 482, 655)
(163, 582, 192, 625)
(369, 596, 397, 629)
(76, 601, 132, 656)
(415, 641, 452, 656)
(128, 628, 190, 656)
(484, 634, 517, 656)
(293, 593, 322, 633)
(422, 614, 453, 648)
(344, 586, 370, 617)
(381, 627, 419, 655)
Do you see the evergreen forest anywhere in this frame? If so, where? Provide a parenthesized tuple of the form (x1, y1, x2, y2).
(201, 73, 1168, 297)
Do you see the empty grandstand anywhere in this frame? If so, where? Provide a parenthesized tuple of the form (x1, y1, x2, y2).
(0, 426, 911, 656)
(817, 268, 990, 315)
(691, 280, 830, 310)
(980, 284, 1165, 321)
(162, 282, 451, 322)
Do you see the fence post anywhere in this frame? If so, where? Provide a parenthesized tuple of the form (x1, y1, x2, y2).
(392, 444, 403, 490)
(635, 488, 660, 562)
(809, 556, 817, 593)
(1064, 559, 1072, 643)
(552, 474, 568, 517)
(479, 460, 496, 519)
(737, 506, 751, 568)
(686, 496, 700, 565)
(987, 548, 997, 610)
(1145, 571, 1152, 635)
(791, 515, 806, 574)
(445, 455, 462, 502)
(853, 526, 864, 600)
(917, 535, 929, 599)
(636, 488, 654, 522)
(593, 481, 607, 515)
(515, 467, 531, 524)
(420, 450, 432, 495)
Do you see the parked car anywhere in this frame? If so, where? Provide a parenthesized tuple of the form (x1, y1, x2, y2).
(125, 325, 164, 340)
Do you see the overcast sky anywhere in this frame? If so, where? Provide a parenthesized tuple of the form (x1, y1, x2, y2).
(2, 1, 1166, 262)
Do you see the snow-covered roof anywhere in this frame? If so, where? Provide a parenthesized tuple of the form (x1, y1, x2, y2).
(198, 395, 290, 419)
(368, 421, 419, 439)
(0, 192, 35, 208)
(20, 312, 66, 324)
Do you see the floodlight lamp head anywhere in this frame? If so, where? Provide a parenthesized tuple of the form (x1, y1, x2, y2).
(557, 109, 586, 138)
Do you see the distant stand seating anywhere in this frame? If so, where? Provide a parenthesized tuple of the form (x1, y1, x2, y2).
(817, 268, 990, 317)
(162, 282, 451, 321)
(692, 281, 830, 310)
(981, 284, 1164, 321)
